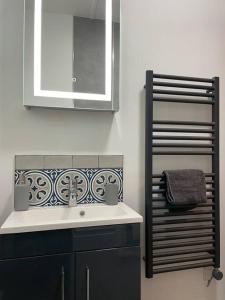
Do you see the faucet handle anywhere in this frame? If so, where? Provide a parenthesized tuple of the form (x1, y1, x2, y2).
(68, 178, 78, 207)
(69, 178, 75, 188)
(74, 178, 78, 189)
(68, 178, 72, 189)
(74, 178, 78, 197)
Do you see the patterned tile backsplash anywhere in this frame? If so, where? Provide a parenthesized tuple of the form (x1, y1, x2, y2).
(15, 155, 123, 207)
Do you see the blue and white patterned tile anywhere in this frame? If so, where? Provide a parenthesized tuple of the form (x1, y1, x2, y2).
(90, 169, 123, 202)
(15, 168, 123, 207)
(15, 170, 53, 206)
(54, 169, 89, 204)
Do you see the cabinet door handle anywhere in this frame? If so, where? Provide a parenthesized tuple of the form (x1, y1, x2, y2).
(61, 266, 65, 300)
(86, 266, 90, 300)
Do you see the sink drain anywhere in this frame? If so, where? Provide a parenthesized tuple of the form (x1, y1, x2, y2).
(80, 210, 85, 217)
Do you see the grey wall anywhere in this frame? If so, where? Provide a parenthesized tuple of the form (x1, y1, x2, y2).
(42, 11, 73, 92)
(73, 16, 120, 97)
(73, 16, 106, 94)
(1, 0, 225, 300)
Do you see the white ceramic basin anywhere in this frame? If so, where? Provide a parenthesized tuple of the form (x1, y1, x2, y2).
(0, 203, 143, 234)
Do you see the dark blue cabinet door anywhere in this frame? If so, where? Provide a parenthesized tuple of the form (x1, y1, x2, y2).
(0, 254, 74, 300)
(75, 247, 141, 300)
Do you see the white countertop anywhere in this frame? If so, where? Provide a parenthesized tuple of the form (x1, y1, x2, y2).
(0, 203, 143, 235)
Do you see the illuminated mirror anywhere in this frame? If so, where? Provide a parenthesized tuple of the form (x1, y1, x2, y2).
(24, 0, 120, 111)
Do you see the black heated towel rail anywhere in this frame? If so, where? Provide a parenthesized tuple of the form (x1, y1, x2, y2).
(145, 71, 221, 278)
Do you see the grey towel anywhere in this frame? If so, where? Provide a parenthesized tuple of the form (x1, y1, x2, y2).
(163, 169, 207, 209)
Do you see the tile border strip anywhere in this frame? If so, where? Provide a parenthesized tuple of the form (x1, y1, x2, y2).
(15, 168, 123, 206)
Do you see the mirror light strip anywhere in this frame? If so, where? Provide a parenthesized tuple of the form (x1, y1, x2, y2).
(34, 0, 42, 94)
(105, 0, 112, 100)
(34, 0, 112, 101)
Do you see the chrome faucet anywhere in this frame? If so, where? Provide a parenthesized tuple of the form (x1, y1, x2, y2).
(68, 178, 78, 207)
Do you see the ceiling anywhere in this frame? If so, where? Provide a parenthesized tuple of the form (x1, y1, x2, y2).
(42, 0, 120, 22)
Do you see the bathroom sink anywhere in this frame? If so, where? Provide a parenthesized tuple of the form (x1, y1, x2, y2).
(0, 203, 143, 234)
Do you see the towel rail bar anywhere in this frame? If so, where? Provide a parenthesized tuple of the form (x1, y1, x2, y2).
(152, 187, 214, 194)
(153, 143, 214, 148)
(152, 180, 213, 186)
(152, 196, 214, 202)
(153, 97, 214, 105)
(153, 217, 214, 226)
(153, 240, 214, 250)
(153, 225, 215, 234)
(145, 70, 221, 278)
(153, 128, 215, 134)
(153, 135, 215, 141)
(153, 254, 214, 266)
(153, 89, 213, 98)
(153, 73, 214, 83)
(152, 173, 215, 178)
(153, 233, 215, 242)
(153, 195, 214, 201)
(153, 247, 214, 258)
(153, 120, 215, 126)
(153, 211, 214, 218)
(153, 262, 214, 274)
(153, 203, 215, 209)
(153, 81, 214, 91)
(153, 150, 214, 155)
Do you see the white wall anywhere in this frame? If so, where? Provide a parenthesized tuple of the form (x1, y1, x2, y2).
(120, 1, 225, 300)
(1, 1, 225, 300)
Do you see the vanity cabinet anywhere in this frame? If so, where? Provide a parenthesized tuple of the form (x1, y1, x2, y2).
(76, 247, 140, 300)
(0, 254, 74, 300)
(0, 224, 140, 300)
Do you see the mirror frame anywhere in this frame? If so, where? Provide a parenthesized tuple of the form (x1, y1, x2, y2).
(23, 0, 120, 111)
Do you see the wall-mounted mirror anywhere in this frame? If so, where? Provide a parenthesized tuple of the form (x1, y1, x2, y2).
(23, 0, 120, 111)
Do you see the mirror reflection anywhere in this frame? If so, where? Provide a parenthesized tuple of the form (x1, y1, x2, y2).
(40, 0, 120, 96)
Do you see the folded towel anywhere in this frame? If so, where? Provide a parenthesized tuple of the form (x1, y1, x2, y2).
(163, 169, 207, 210)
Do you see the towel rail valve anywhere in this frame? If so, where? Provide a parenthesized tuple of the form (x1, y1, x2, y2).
(207, 268, 223, 287)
